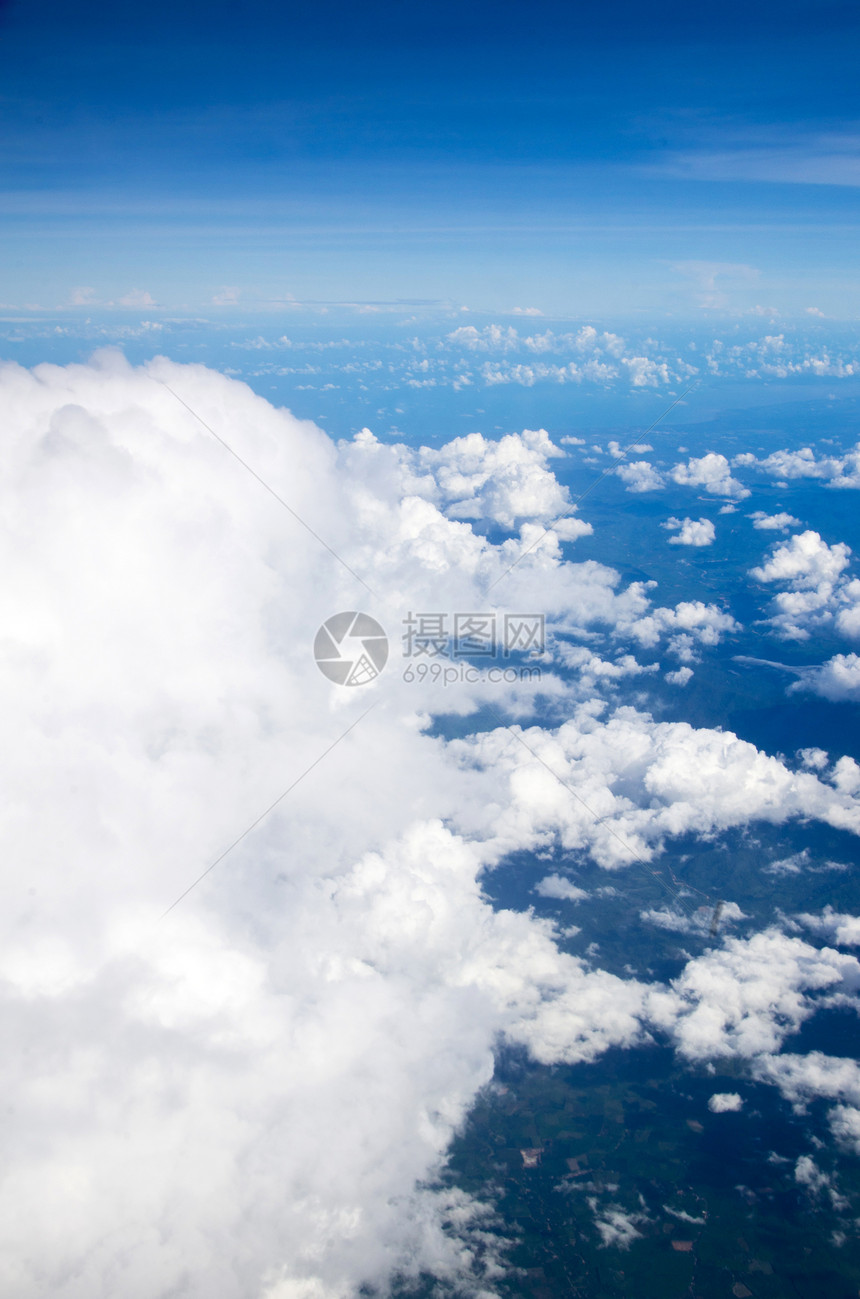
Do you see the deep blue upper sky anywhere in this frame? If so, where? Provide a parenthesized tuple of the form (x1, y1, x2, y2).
(1, 0, 858, 315)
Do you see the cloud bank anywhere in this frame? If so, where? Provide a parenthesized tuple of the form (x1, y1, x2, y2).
(4, 354, 860, 1297)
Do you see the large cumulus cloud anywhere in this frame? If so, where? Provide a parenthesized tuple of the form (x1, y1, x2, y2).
(749, 530, 860, 640)
(4, 354, 860, 1298)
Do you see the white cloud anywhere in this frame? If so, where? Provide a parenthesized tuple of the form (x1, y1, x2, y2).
(642, 902, 744, 935)
(792, 1154, 847, 1210)
(452, 705, 860, 883)
(663, 517, 716, 547)
(737, 443, 860, 489)
(671, 452, 750, 500)
(555, 645, 656, 688)
(625, 600, 739, 655)
(699, 332, 860, 381)
(616, 460, 665, 493)
(663, 1205, 705, 1224)
(4, 354, 860, 1296)
(755, 1051, 860, 1112)
(658, 930, 860, 1062)
(748, 1054, 860, 1181)
(534, 874, 588, 902)
(796, 906, 860, 947)
(749, 511, 801, 532)
(828, 1105, 860, 1155)
(790, 653, 860, 701)
(665, 667, 693, 686)
(420, 427, 570, 527)
(552, 515, 594, 542)
(644, 904, 737, 935)
(481, 360, 600, 387)
(446, 324, 520, 351)
(831, 755, 860, 793)
(751, 530, 850, 587)
(749, 531, 860, 640)
(708, 1092, 743, 1113)
(0, 355, 612, 1296)
(349, 425, 573, 530)
(795, 1156, 830, 1195)
(764, 849, 810, 876)
(622, 356, 671, 387)
(589, 1201, 646, 1249)
(441, 326, 697, 389)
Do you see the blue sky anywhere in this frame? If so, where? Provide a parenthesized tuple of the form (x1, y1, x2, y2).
(1, 0, 859, 316)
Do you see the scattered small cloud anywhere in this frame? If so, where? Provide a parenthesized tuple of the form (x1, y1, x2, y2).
(749, 511, 801, 533)
(796, 906, 860, 947)
(749, 530, 860, 640)
(665, 666, 694, 686)
(616, 460, 665, 493)
(790, 653, 860, 702)
(663, 517, 716, 547)
(535, 874, 588, 902)
(708, 1092, 744, 1113)
(672, 452, 750, 500)
(589, 1201, 648, 1250)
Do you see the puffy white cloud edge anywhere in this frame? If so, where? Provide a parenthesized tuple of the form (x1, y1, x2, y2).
(2, 354, 859, 1299)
